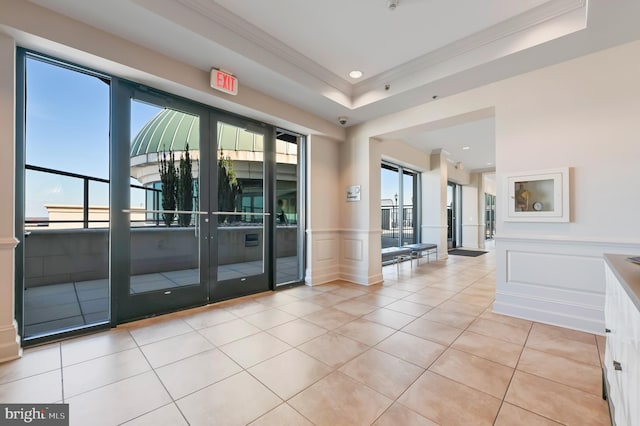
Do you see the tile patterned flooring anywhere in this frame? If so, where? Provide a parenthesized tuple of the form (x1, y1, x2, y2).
(2, 250, 611, 425)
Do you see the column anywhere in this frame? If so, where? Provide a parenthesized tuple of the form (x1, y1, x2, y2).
(0, 33, 21, 362)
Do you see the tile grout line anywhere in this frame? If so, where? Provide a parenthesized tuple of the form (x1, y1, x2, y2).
(490, 320, 533, 425)
(130, 328, 192, 425)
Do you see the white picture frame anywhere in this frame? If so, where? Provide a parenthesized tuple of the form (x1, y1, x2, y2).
(505, 167, 570, 222)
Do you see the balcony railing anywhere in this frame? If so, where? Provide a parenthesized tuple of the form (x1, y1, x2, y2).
(381, 205, 415, 248)
(26, 164, 161, 228)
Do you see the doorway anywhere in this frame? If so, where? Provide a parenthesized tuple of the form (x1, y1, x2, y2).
(485, 193, 496, 239)
(447, 182, 462, 249)
(117, 89, 273, 321)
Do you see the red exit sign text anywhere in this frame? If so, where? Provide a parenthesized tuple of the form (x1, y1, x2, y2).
(210, 69, 238, 95)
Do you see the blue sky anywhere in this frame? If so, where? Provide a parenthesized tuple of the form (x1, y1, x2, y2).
(25, 58, 159, 217)
(381, 167, 414, 207)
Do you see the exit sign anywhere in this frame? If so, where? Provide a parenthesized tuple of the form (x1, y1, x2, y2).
(210, 69, 238, 95)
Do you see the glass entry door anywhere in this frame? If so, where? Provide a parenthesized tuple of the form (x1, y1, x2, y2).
(116, 89, 210, 321)
(116, 94, 272, 321)
(210, 117, 271, 301)
(447, 182, 461, 249)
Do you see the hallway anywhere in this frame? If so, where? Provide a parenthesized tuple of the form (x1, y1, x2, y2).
(0, 250, 610, 425)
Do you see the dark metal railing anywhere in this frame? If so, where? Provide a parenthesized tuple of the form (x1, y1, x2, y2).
(381, 205, 415, 247)
(26, 164, 161, 228)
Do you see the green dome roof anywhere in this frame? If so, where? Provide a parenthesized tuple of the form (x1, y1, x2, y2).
(131, 109, 199, 156)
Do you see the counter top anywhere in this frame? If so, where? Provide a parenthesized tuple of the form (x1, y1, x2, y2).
(604, 254, 640, 311)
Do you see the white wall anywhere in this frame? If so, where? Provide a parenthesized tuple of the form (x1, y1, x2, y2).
(491, 40, 640, 333)
(422, 153, 448, 255)
(462, 173, 481, 249)
(305, 135, 342, 285)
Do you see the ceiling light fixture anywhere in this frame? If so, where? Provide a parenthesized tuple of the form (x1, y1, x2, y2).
(388, 0, 399, 11)
(349, 70, 363, 79)
(462, 146, 470, 150)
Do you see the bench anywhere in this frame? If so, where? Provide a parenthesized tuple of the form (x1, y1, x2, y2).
(405, 243, 438, 265)
(381, 246, 413, 275)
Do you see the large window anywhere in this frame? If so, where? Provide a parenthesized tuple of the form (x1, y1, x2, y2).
(20, 55, 111, 339)
(381, 162, 420, 248)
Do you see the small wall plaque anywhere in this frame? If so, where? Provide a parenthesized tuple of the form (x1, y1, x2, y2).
(347, 185, 361, 202)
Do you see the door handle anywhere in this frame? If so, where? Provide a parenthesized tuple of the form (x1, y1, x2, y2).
(210, 212, 271, 216)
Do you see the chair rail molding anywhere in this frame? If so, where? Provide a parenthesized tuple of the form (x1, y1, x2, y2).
(0, 237, 19, 249)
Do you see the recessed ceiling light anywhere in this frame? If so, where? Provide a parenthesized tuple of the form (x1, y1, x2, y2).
(349, 70, 363, 79)
(462, 146, 470, 150)
(487, 162, 493, 165)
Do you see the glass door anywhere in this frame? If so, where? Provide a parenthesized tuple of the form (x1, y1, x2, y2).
(485, 193, 496, 239)
(447, 182, 461, 249)
(115, 87, 210, 321)
(275, 130, 303, 287)
(210, 116, 271, 301)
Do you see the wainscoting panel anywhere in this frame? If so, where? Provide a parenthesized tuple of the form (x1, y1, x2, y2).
(343, 238, 363, 261)
(316, 238, 335, 262)
(507, 251, 603, 292)
(305, 230, 340, 286)
(495, 235, 640, 335)
(0, 237, 21, 362)
(341, 229, 382, 286)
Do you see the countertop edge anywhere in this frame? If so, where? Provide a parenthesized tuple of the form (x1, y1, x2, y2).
(604, 254, 640, 312)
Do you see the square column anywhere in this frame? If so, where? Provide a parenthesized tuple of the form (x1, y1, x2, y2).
(0, 33, 21, 362)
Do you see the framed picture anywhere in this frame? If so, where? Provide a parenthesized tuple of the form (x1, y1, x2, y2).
(505, 167, 570, 222)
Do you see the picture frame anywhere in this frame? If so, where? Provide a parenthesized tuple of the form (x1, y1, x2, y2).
(504, 167, 570, 222)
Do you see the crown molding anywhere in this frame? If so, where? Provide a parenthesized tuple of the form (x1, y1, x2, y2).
(137, 0, 585, 112)
(353, 0, 586, 97)
(174, 0, 352, 96)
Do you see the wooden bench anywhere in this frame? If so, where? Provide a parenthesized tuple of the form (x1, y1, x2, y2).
(405, 243, 438, 265)
(381, 246, 413, 275)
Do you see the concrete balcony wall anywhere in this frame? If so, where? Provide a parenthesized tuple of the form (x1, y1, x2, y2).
(24, 226, 298, 288)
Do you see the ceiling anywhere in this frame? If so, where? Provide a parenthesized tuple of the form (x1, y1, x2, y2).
(25, 0, 640, 171)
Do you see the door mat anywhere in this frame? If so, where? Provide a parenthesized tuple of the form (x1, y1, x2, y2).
(448, 249, 487, 257)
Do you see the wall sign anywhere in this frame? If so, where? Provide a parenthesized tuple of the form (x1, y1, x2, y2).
(210, 68, 238, 95)
(347, 185, 361, 202)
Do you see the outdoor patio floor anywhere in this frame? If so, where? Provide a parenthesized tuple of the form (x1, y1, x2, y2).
(23, 257, 299, 337)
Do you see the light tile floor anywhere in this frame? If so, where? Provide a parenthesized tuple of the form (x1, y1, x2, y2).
(3, 249, 611, 425)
